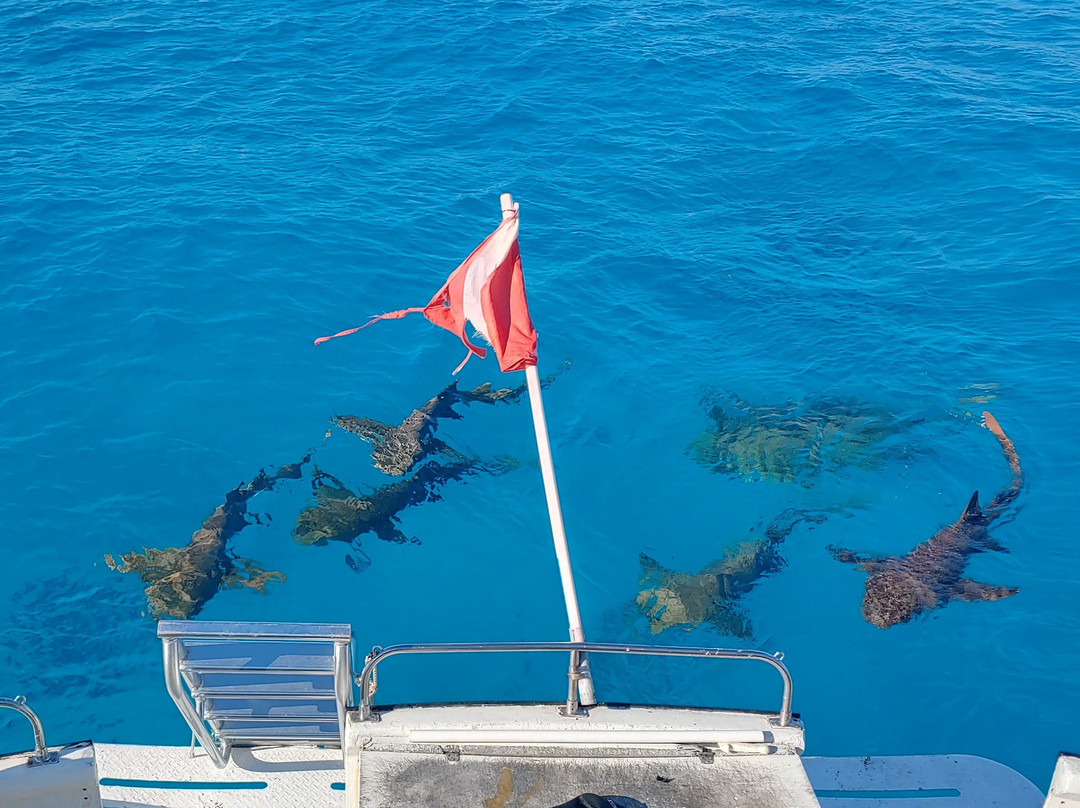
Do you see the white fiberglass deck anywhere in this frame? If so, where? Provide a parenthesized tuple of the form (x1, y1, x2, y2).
(805, 754, 1045, 808)
(96, 743, 343, 808)
(83, 740, 1049, 808)
(2, 726, 1057, 808)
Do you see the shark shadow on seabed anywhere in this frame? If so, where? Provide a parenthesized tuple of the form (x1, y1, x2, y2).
(830, 411, 1023, 629)
(634, 509, 831, 639)
(331, 362, 570, 476)
(291, 457, 517, 570)
(105, 456, 310, 619)
(688, 393, 932, 486)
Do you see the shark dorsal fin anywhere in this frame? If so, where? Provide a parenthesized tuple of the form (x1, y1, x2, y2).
(960, 491, 982, 521)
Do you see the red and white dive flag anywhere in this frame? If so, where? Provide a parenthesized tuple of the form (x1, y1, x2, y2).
(315, 205, 538, 374)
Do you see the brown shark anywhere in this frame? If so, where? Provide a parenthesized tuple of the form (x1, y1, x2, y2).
(291, 458, 504, 549)
(332, 362, 570, 476)
(688, 393, 930, 485)
(830, 411, 1022, 629)
(105, 457, 310, 619)
(333, 384, 484, 476)
(636, 509, 829, 637)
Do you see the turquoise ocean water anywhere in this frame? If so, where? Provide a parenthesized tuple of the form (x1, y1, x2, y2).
(2, 0, 1079, 789)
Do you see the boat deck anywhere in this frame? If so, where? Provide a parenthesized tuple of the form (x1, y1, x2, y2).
(87, 741, 1049, 808)
(345, 703, 814, 808)
(96, 743, 343, 808)
(79, 701, 1048, 808)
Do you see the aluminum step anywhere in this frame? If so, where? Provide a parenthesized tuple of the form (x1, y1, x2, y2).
(193, 687, 337, 699)
(205, 703, 340, 720)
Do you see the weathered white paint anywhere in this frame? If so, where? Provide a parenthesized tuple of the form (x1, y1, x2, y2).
(0, 741, 102, 808)
(804, 754, 1044, 808)
(95, 743, 342, 808)
(1045, 752, 1080, 807)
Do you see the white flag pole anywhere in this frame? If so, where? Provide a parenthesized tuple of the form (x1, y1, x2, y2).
(501, 193, 596, 707)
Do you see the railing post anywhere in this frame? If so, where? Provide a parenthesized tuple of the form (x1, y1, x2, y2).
(563, 650, 583, 716)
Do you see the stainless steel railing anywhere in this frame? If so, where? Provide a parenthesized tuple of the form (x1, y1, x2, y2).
(160, 637, 229, 767)
(356, 641, 793, 726)
(0, 696, 58, 766)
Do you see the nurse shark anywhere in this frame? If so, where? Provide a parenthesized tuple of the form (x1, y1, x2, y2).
(333, 362, 569, 476)
(689, 393, 930, 486)
(291, 457, 515, 550)
(830, 411, 1023, 629)
(636, 509, 830, 638)
(106, 457, 309, 619)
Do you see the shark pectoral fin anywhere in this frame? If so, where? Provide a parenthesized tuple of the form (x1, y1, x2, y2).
(373, 521, 412, 545)
(638, 553, 671, 580)
(427, 437, 453, 454)
(976, 534, 1009, 553)
(338, 416, 393, 443)
(223, 557, 286, 593)
(709, 604, 753, 639)
(827, 545, 889, 572)
(827, 545, 858, 564)
(950, 578, 1019, 602)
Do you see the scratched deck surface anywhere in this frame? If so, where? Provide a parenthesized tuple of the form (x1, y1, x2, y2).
(1, 0, 1079, 791)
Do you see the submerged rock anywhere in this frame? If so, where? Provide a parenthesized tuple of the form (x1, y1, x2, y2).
(636, 510, 828, 637)
(689, 394, 922, 485)
(105, 457, 308, 619)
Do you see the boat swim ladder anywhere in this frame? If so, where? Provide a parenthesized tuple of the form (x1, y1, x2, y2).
(158, 620, 354, 768)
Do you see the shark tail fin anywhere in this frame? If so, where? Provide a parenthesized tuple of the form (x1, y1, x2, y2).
(982, 411, 1022, 479)
(960, 491, 983, 522)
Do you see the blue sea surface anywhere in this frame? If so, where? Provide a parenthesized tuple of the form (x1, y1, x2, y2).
(2, 0, 1079, 790)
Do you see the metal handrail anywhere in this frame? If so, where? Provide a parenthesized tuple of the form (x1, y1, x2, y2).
(162, 637, 230, 768)
(0, 697, 58, 766)
(356, 641, 794, 727)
